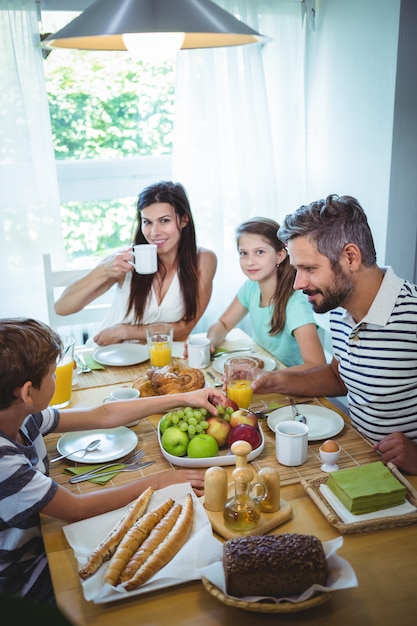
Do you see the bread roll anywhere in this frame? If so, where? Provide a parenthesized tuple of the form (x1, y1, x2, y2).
(122, 493, 194, 590)
(104, 498, 174, 586)
(119, 502, 182, 583)
(78, 486, 154, 580)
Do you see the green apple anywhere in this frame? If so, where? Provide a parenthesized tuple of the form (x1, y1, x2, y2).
(159, 412, 173, 434)
(187, 434, 219, 458)
(161, 426, 189, 457)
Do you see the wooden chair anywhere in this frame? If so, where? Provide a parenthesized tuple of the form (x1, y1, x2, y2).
(43, 253, 113, 343)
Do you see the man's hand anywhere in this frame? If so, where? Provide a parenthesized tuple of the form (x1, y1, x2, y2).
(373, 432, 417, 475)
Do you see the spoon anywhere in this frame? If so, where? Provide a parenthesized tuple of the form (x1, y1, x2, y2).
(289, 399, 307, 424)
(51, 439, 101, 463)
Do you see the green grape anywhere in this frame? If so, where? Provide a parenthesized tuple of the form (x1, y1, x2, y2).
(225, 406, 234, 415)
(176, 409, 185, 419)
(187, 424, 196, 435)
(193, 410, 202, 420)
(200, 408, 208, 417)
(195, 423, 203, 433)
(223, 413, 231, 422)
(188, 416, 197, 426)
(200, 420, 209, 430)
(184, 407, 194, 415)
(179, 420, 189, 432)
(216, 405, 225, 415)
(171, 414, 180, 424)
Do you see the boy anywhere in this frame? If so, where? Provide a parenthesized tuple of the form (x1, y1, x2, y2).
(0, 318, 226, 602)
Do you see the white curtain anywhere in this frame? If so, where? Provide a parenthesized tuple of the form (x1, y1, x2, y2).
(0, 0, 64, 322)
(172, 0, 306, 332)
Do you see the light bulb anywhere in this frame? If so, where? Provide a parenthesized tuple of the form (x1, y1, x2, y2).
(122, 32, 185, 63)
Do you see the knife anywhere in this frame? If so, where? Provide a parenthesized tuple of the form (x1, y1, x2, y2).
(69, 460, 155, 483)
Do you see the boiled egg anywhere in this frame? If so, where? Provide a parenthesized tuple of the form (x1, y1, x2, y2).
(320, 439, 339, 452)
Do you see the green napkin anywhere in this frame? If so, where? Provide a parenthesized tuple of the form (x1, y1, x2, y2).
(327, 461, 406, 514)
(83, 354, 106, 370)
(63, 464, 125, 484)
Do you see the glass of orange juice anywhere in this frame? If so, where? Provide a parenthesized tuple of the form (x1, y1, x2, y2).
(146, 323, 173, 368)
(50, 336, 75, 409)
(224, 356, 258, 409)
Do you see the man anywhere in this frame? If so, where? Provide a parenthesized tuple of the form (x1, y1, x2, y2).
(252, 194, 417, 474)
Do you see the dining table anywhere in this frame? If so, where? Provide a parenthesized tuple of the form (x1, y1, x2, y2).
(41, 331, 417, 626)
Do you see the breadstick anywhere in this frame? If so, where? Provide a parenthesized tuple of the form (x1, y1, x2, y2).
(78, 486, 154, 580)
(122, 493, 194, 591)
(104, 497, 174, 586)
(119, 502, 182, 583)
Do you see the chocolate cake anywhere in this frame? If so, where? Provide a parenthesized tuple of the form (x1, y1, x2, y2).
(223, 533, 328, 598)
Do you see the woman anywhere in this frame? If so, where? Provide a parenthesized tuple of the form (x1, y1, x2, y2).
(206, 217, 325, 369)
(55, 182, 217, 344)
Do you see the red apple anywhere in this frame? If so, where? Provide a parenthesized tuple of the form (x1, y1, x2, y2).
(227, 424, 262, 450)
(224, 398, 239, 412)
(206, 416, 232, 447)
(229, 409, 258, 429)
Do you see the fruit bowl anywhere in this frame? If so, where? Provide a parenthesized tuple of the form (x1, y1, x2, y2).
(157, 426, 265, 468)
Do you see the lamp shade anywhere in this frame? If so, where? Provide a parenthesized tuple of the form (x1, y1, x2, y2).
(42, 0, 268, 51)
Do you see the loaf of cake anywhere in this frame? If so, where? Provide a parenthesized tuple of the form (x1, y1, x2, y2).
(223, 534, 328, 598)
(326, 461, 406, 514)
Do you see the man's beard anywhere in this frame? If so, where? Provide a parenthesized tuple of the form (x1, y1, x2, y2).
(304, 264, 353, 314)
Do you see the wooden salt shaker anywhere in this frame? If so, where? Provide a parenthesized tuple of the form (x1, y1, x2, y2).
(257, 466, 281, 512)
(204, 466, 228, 512)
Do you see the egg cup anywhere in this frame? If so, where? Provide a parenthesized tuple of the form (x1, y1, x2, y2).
(319, 446, 340, 472)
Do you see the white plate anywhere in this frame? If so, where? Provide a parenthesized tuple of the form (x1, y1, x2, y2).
(213, 352, 276, 374)
(267, 405, 345, 442)
(93, 343, 149, 366)
(56, 428, 138, 463)
(158, 426, 265, 468)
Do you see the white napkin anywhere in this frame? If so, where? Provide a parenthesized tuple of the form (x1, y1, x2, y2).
(199, 536, 358, 604)
(63, 482, 221, 604)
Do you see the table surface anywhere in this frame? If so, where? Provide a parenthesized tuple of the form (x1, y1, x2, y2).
(41, 334, 417, 626)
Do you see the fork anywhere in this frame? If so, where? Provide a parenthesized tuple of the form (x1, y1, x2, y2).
(69, 458, 155, 483)
(76, 354, 92, 373)
(68, 449, 145, 483)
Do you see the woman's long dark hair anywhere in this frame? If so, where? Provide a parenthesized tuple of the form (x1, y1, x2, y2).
(236, 217, 296, 334)
(127, 181, 199, 323)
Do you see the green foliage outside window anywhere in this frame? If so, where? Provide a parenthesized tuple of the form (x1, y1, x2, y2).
(44, 40, 175, 262)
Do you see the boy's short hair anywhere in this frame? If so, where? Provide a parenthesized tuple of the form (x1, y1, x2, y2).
(0, 318, 62, 410)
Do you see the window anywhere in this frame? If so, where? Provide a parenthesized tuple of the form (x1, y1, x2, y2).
(43, 11, 175, 267)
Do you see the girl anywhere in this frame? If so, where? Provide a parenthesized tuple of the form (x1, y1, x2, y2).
(207, 217, 325, 369)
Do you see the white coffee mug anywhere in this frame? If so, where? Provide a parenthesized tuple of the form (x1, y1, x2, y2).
(275, 420, 309, 466)
(187, 336, 211, 369)
(132, 244, 157, 274)
(103, 387, 140, 426)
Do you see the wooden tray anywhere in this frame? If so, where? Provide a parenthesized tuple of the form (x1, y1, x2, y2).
(202, 498, 292, 540)
(302, 462, 417, 534)
(202, 578, 333, 613)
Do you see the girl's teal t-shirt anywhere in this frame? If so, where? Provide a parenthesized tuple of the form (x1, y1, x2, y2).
(237, 281, 316, 366)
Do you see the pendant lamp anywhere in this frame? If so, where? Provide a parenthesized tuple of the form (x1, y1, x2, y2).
(42, 0, 268, 52)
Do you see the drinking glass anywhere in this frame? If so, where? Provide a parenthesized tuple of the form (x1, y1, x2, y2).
(146, 323, 173, 367)
(50, 336, 75, 408)
(224, 356, 258, 409)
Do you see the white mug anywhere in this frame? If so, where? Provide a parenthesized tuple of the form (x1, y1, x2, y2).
(187, 336, 211, 369)
(275, 420, 309, 466)
(132, 244, 157, 274)
(103, 387, 140, 427)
